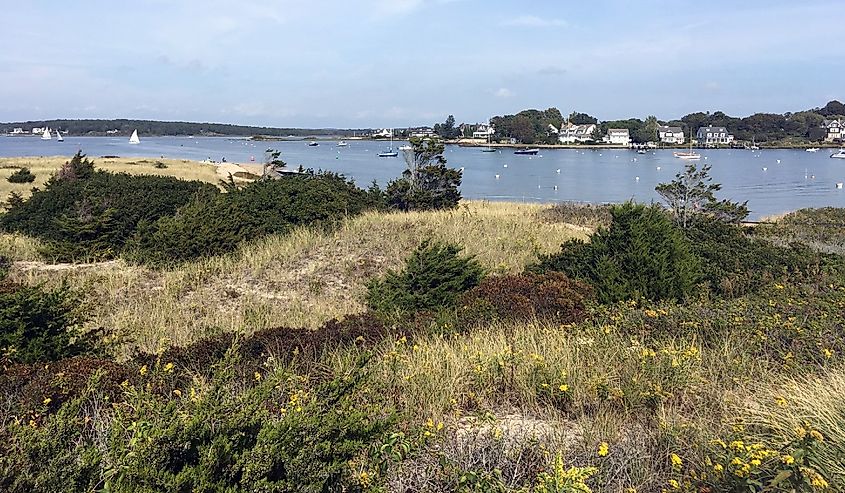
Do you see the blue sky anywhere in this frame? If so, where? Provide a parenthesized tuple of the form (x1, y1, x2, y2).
(1, 0, 843, 127)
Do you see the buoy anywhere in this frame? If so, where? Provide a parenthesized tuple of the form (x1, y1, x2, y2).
(656, 166, 661, 170)
(635, 176, 640, 181)
(556, 169, 561, 174)
(495, 174, 500, 179)
(762, 167, 767, 171)
(503, 164, 508, 168)
(777, 159, 781, 164)
(837, 183, 844, 189)
(553, 185, 558, 190)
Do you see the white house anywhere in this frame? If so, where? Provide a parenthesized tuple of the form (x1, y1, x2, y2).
(658, 126, 685, 144)
(11, 127, 24, 134)
(559, 123, 597, 144)
(372, 128, 394, 138)
(824, 119, 843, 142)
(471, 124, 495, 139)
(606, 128, 631, 146)
(696, 126, 734, 145)
(409, 127, 435, 138)
(31, 127, 43, 134)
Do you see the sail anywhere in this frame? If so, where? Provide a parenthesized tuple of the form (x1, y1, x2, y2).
(129, 129, 140, 144)
(56, 130, 64, 141)
(41, 128, 51, 140)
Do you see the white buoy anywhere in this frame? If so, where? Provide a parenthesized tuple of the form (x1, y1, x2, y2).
(503, 164, 508, 168)
(553, 185, 558, 190)
(635, 176, 640, 181)
(556, 169, 561, 174)
(762, 167, 767, 171)
(495, 174, 500, 179)
(777, 159, 781, 164)
(837, 183, 844, 189)
(656, 166, 661, 170)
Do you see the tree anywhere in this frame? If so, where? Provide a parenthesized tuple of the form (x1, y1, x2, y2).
(568, 112, 598, 125)
(435, 115, 458, 139)
(7, 168, 35, 184)
(655, 163, 748, 229)
(385, 137, 462, 211)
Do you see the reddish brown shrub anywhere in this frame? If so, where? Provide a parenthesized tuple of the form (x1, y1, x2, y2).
(457, 272, 593, 327)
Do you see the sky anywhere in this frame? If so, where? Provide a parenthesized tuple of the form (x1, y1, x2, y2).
(1, 0, 843, 128)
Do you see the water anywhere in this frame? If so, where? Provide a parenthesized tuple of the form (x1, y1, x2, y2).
(3, 135, 844, 219)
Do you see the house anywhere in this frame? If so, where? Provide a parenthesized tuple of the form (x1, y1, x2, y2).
(824, 119, 843, 142)
(372, 128, 394, 138)
(696, 126, 734, 145)
(559, 123, 597, 144)
(408, 126, 435, 138)
(471, 124, 495, 140)
(658, 126, 685, 144)
(31, 127, 43, 134)
(547, 124, 559, 135)
(11, 127, 24, 134)
(606, 128, 631, 146)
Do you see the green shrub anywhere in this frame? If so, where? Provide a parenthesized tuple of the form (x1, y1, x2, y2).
(0, 281, 93, 364)
(0, 152, 215, 261)
(6, 168, 35, 184)
(126, 172, 380, 265)
(385, 137, 462, 211)
(534, 202, 700, 303)
(457, 272, 593, 328)
(366, 240, 484, 317)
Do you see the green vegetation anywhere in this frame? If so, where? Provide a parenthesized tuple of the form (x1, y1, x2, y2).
(491, 108, 565, 144)
(366, 239, 484, 318)
(6, 168, 35, 184)
(3, 160, 845, 491)
(385, 137, 462, 211)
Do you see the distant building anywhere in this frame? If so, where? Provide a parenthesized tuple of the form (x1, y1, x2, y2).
(658, 126, 685, 144)
(559, 123, 597, 144)
(606, 128, 631, 146)
(547, 124, 559, 135)
(824, 119, 843, 142)
(11, 127, 24, 134)
(31, 127, 43, 134)
(471, 123, 495, 139)
(696, 126, 734, 145)
(372, 128, 394, 138)
(409, 126, 435, 138)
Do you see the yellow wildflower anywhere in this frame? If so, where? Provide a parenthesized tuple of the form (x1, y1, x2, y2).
(810, 429, 824, 442)
(598, 442, 609, 457)
(822, 348, 834, 359)
(670, 453, 683, 469)
(43, 397, 52, 405)
(139, 365, 148, 376)
(559, 384, 569, 392)
(781, 455, 795, 465)
(163, 362, 174, 373)
(713, 463, 724, 473)
(668, 479, 680, 489)
(644, 309, 658, 318)
(254, 371, 261, 381)
(775, 396, 788, 408)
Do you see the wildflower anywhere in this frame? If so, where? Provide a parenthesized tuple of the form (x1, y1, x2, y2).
(139, 365, 148, 376)
(254, 371, 261, 381)
(43, 397, 52, 405)
(358, 470, 372, 488)
(810, 429, 824, 442)
(713, 463, 724, 473)
(775, 396, 788, 408)
(598, 442, 609, 457)
(729, 440, 745, 452)
(644, 309, 658, 318)
(559, 383, 569, 392)
(781, 455, 795, 465)
(670, 453, 683, 469)
(173, 389, 182, 397)
(822, 348, 834, 359)
(795, 426, 807, 439)
(668, 479, 680, 490)
(29, 419, 37, 428)
(775, 283, 785, 290)
(163, 362, 174, 373)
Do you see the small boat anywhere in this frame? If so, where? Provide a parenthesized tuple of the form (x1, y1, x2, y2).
(831, 150, 845, 159)
(378, 149, 398, 158)
(637, 148, 647, 154)
(806, 147, 819, 153)
(398, 144, 412, 151)
(482, 127, 496, 152)
(307, 141, 319, 147)
(129, 129, 141, 144)
(41, 128, 51, 141)
(337, 141, 348, 147)
(514, 148, 539, 155)
(55, 130, 64, 142)
(674, 129, 700, 159)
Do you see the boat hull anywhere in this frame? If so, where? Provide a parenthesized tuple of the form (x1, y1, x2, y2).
(514, 149, 539, 155)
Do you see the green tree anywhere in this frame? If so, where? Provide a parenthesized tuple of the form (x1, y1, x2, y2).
(385, 137, 462, 211)
(7, 168, 36, 184)
(568, 112, 598, 125)
(655, 163, 749, 229)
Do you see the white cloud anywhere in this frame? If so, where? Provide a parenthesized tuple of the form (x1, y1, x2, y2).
(502, 15, 567, 28)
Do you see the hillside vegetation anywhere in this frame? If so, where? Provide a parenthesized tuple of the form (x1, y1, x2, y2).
(1, 156, 845, 492)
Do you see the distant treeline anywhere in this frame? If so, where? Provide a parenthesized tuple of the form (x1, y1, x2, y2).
(490, 100, 845, 145)
(0, 119, 372, 138)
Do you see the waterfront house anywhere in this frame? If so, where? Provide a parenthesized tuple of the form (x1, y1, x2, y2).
(471, 124, 495, 140)
(658, 126, 685, 144)
(372, 128, 394, 138)
(824, 119, 843, 142)
(696, 126, 734, 145)
(559, 123, 597, 144)
(11, 127, 24, 134)
(409, 126, 435, 138)
(606, 128, 631, 146)
(31, 127, 43, 134)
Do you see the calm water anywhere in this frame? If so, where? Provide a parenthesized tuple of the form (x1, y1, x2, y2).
(3, 135, 844, 219)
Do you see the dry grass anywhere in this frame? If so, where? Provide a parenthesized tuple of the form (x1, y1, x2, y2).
(6, 201, 586, 356)
(0, 156, 220, 206)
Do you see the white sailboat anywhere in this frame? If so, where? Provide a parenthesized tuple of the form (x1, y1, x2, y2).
(378, 129, 398, 157)
(41, 127, 52, 141)
(56, 130, 64, 142)
(129, 129, 141, 144)
(673, 129, 700, 160)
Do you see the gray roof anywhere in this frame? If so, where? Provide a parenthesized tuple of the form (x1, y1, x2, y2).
(698, 126, 728, 133)
(658, 126, 683, 133)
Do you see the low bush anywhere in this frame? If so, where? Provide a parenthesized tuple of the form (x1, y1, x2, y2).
(0, 152, 215, 261)
(366, 240, 485, 317)
(457, 272, 593, 328)
(126, 172, 381, 264)
(6, 168, 35, 184)
(0, 280, 95, 364)
(534, 202, 700, 303)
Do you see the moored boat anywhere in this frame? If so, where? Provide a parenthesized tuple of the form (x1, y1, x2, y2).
(337, 141, 348, 147)
(806, 147, 819, 152)
(831, 150, 845, 159)
(514, 148, 539, 155)
(41, 128, 51, 141)
(129, 129, 141, 144)
(55, 129, 63, 142)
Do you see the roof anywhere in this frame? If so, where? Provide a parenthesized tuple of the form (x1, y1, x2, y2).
(608, 128, 630, 134)
(698, 126, 728, 133)
(658, 126, 683, 133)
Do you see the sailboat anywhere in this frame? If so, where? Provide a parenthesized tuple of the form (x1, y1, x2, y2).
(56, 130, 64, 142)
(41, 128, 52, 141)
(481, 128, 496, 152)
(378, 129, 398, 157)
(129, 129, 141, 144)
(673, 129, 700, 160)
